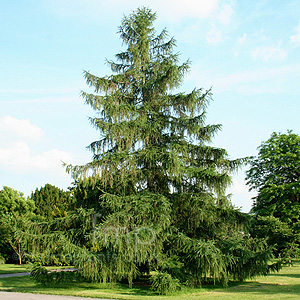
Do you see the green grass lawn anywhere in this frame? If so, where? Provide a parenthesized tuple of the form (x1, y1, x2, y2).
(0, 264, 30, 274)
(0, 261, 299, 300)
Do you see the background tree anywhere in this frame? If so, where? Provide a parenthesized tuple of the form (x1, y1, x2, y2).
(249, 215, 299, 260)
(70, 178, 103, 211)
(23, 7, 279, 292)
(30, 184, 73, 220)
(246, 131, 300, 224)
(0, 186, 35, 215)
(246, 131, 300, 259)
(0, 186, 35, 264)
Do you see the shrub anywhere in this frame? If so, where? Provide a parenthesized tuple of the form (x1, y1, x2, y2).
(150, 272, 181, 295)
(30, 264, 79, 286)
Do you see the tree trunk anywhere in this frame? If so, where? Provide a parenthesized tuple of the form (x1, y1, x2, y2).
(17, 243, 22, 265)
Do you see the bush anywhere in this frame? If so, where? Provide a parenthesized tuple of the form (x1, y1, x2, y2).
(30, 265, 51, 286)
(30, 264, 79, 286)
(150, 272, 181, 295)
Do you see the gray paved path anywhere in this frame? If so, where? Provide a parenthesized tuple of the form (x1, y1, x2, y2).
(0, 268, 76, 278)
(0, 272, 30, 278)
(0, 292, 114, 300)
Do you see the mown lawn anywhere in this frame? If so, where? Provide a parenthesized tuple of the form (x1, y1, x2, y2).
(0, 261, 299, 300)
(0, 264, 29, 274)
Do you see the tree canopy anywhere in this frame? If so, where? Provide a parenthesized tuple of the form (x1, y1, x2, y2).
(246, 131, 300, 224)
(0, 186, 35, 264)
(30, 184, 73, 220)
(0, 186, 35, 215)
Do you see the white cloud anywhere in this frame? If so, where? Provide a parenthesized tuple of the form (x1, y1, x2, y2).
(189, 63, 300, 95)
(155, 0, 219, 20)
(290, 21, 300, 44)
(0, 116, 44, 143)
(204, 1, 234, 45)
(233, 33, 247, 56)
(238, 33, 247, 45)
(213, 65, 297, 91)
(218, 3, 234, 24)
(0, 116, 73, 175)
(44, 0, 219, 22)
(31, 149, 73, 171)
(0, 142, 73, 174)
(206, 26, 223, 45)
(251, 45, 287, 61)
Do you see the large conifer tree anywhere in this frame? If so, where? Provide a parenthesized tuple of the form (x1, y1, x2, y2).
(23, 7, 280, 292)
(70, 7, 233, 196)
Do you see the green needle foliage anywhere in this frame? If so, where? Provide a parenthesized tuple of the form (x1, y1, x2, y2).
(22, 7, 279, 294)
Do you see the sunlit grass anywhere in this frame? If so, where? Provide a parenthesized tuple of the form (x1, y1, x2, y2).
(0, 264, 30, 274)
(0, 261, 299, 300)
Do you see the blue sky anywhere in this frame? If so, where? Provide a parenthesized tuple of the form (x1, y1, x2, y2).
(1, 0, 300, 212)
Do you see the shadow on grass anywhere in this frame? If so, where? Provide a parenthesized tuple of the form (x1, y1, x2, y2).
(1, 274, 300, 298)
(271, 273, 300, 279)
(223, 281, 300, 296)
(0, 276, 155, 297)
(0, 265, 29, 275)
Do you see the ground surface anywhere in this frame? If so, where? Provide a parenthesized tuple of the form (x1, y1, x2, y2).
(0, 261, 299, 300)
(0, 291, 112, 300)
(0, 272, 30, 278)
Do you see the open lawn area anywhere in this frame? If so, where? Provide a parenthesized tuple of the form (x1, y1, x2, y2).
(0, 264, 29, 274)
(0, 262, 299, 300)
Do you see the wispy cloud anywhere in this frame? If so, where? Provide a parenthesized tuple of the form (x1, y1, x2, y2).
(206, 26, 223, 45)
(251, 44, 287, 61)
(218, 2, 234, 25)
(189, 63, 300, 95)
(205, 1, 235, 45)
(213, 64, 300, 92)
(0, 87, 78, 95)
(290, 20, 300, 44)
(44, 0, 219, 22)
(1, 96, 79, 105)
(237, 33, 247, 45)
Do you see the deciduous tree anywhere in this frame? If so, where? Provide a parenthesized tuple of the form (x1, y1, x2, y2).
(0, 186, 35, 264)
(246, 131, 300, 224)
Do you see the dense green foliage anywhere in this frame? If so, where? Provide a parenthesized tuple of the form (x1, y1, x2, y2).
(0, 186, 35, 215)
(30, 265, 81, 286)
(246, 131, 300, 224)
(249, 215, 299, 260)
(30, 184, 73, 220)
(0, 186, 35, 264)
(246, 131, 300, 259)
(70, 178, 103, 211)
(19, 7, 280, 294)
